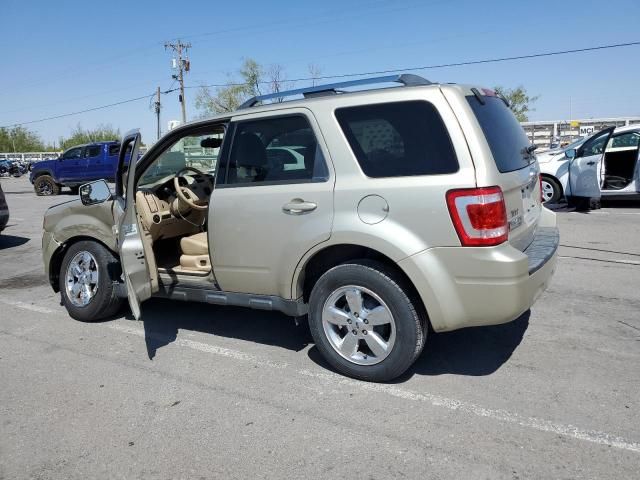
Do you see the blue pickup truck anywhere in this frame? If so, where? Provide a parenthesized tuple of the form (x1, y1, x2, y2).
(30, 141, 132, 196)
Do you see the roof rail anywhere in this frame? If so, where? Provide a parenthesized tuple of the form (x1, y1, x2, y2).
(238, 73, 432, 109)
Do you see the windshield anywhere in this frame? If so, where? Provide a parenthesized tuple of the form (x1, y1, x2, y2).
(467, 95, 532, 173)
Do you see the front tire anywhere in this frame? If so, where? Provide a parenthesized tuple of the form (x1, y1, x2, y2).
(59, 240, 124, 322)
(34, 175, 60, 196)
(308, 261, 426, 382)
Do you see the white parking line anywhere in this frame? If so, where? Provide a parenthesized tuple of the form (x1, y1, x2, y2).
(298, 370, 640, 453)
(108, 323, 288, 369)
(0, 299, 54, 314)
(2, 297, 640, 454)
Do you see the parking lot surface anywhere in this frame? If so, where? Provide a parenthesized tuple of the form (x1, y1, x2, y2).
(1, 176, 639, 479)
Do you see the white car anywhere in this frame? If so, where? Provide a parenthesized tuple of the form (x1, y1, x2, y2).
(539, 125, 640, 206)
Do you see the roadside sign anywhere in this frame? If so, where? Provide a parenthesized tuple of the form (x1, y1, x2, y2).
(579, 126, 595, 136)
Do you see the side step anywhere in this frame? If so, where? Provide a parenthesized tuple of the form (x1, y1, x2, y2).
(154, 284, 308, 317)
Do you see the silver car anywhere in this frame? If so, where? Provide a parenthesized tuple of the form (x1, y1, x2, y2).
(42, 74, 558, 381)
(540, 125, 640, 206)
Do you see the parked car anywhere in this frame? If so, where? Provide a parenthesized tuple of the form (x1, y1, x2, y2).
(0, 159, 24, 177)
(29, 141, 132, 196)
(0, 181, 9, 233)
(540, 125, 640, 206)
(41, 74, 559, 382)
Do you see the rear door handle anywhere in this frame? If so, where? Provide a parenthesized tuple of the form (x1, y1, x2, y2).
(282, 199, 317, 214)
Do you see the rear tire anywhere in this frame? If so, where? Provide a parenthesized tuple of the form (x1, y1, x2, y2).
(34, 175, 60, 196)
(541, 176, 562, 204)
(308, 260, 427, 382)
(59, 240, 124, 322)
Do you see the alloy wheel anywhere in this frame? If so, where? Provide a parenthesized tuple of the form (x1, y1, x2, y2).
(321, 285, 396, 366)
(65, 251, 99, 307)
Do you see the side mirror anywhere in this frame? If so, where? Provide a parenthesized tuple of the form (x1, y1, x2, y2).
(565, 149, 576, 159)
(80, 180, 112, 206)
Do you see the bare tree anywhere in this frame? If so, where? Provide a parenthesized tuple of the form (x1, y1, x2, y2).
(195, 59, 302, 114)
(308, 64, 322, 86)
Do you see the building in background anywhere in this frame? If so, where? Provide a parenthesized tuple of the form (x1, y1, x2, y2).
(522, 116, 640, 148)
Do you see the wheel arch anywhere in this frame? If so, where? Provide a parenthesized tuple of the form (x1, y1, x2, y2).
(48, 235, 119, 292)
(31, 170, 55, 180)
(294, 243, 429, 325)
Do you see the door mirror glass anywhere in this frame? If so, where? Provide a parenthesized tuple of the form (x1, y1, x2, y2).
(80, 180, 112, 205)
(565, 148, 576, 159)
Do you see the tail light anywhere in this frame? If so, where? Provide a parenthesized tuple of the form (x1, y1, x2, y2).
(446, 186, 508, 246)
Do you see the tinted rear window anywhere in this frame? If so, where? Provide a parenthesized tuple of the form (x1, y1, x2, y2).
(335, 101, 458, 178)
(467, 95, 531, 173)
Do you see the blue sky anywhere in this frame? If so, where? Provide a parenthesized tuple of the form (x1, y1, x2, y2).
(2, 0, 639, 147)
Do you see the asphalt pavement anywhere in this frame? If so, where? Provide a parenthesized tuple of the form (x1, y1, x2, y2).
(1, 176, 639, 479)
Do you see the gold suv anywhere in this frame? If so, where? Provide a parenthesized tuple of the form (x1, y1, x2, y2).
(42, 75, 558, 381)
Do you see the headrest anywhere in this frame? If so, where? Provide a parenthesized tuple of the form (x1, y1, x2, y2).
(233, 133, 267, 168)
(201, 137, 222, 148)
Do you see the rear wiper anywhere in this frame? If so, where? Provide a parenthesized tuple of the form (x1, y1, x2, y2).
(523, 144, 538, 155)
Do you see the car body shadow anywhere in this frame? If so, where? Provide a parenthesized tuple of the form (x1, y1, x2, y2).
(137, 298, 311, 360)
(0, 234, 30, 249)
(307, 311, 530, 382)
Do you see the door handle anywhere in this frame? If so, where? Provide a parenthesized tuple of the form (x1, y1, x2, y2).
(586, 161, 596, 166)
(282, 199, 317, 214)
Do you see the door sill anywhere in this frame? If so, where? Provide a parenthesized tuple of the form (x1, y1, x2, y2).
(154, 283, 307, 317)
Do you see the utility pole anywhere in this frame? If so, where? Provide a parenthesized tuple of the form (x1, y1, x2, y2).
(155, 86, 161, 140)
(164, 40, 191, 124)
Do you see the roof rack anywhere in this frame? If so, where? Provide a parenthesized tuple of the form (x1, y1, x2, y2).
(238, 73, 432, 109)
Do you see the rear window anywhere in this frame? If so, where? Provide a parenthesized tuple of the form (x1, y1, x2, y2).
(467, 95, 531, 173)
(335, 101, 458, 178)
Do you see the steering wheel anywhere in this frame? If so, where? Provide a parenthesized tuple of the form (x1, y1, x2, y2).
(173, 166, 212, 211)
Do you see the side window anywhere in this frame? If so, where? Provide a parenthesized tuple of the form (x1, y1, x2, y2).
(225, 115, 328, 185)
(84, 145, 101, 158)
(610, 132, 640, 149)
(62, 147, 83, 160)
(108, 144, 120, 156)
(335, 101, 458, 177)
(581, 131, 611, 156)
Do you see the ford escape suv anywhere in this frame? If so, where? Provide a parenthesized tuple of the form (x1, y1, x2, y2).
(41, 74, 558, 382)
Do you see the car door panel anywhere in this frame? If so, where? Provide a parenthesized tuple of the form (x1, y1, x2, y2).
(210, 109, 335, 299)
(58, 147, 87, 183)
(569, 127, 614, 199)
(112, 130, 155, 319)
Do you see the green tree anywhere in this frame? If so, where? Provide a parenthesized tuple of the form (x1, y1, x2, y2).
(493, 86, 539, 122)
(58, 123, 120, 150)
(0, 126, 46, 152)
(194, 58, 295, 115)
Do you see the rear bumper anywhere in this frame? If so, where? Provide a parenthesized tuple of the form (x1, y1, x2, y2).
(399, 208, 558, 332)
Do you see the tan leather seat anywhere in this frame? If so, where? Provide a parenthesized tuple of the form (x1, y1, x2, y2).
(180, 232, 209, 255)
(179, 232, 210, 272)
(180, 232, 208, 256)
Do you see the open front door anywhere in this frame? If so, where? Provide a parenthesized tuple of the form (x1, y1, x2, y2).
(569, 127, 614, 199)
(113, 130, 152, 319)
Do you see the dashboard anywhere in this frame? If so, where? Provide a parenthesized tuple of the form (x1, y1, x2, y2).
(135, 175, 212, 241)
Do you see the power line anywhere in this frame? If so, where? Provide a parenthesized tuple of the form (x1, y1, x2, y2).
(187, 40, 640, 89)
(3, 40, 639, 129)
(1, 94, 154, 128)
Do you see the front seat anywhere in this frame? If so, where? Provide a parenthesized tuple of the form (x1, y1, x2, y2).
(179, 232, 210, 271)
(231, 132, 269, 183)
